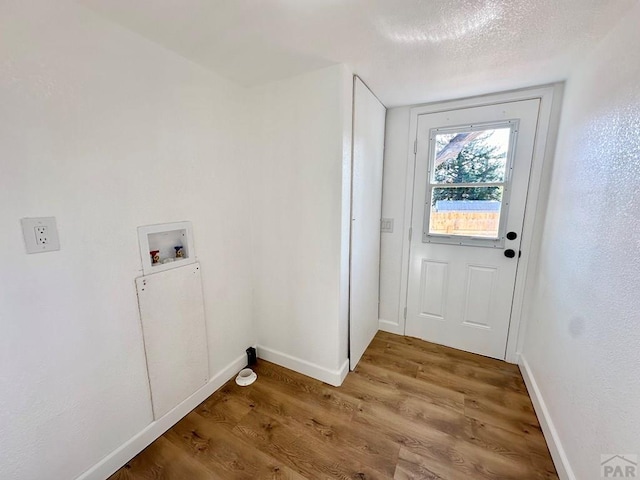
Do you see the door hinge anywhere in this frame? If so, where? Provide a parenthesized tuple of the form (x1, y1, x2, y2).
(414, 140, 417, 154)
(403, 307, 407, 319)
(408, 227, 412, 241)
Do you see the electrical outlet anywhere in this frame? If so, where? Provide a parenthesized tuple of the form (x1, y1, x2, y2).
(35, 226, 49, 246)
(21, 217, 60, 253)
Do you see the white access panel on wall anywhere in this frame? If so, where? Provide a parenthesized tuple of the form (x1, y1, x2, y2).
(349, 77, 386, 370)
(136, 263, 209, 419)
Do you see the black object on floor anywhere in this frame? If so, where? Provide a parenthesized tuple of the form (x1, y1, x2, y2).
(246, 346, 257, 367)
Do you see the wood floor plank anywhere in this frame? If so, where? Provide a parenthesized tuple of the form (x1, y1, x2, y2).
(232, 409, 327, 478)
(375, 331, 520, 376)
(395, 443, 534, 480)
(229, 377, 401, 477)
(394, 448, 446, 480)
(194, 390, 254, 431)
(350, 393, 536, 480)
(110, 331, 558, 480)
(234, 408, 386, 479)
(370, 337, 527, 392)
(394, 447, 465, 480)
(353, 361, 465, 410)
(463, 396, 540, 436)
(415, 363, 535, 410)
(255, 360, 363, 420)
(165, 411, 305, 480)
(360, 350, 421, 378)
(108, 436, 220, 480)
(463, 416, 535, 457)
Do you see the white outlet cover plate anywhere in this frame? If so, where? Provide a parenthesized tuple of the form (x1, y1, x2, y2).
(21, 217, 60, 253)
(381, 218, 394, 233)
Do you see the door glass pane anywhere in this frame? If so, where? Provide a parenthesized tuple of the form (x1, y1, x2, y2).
(433, 128, 510, 184)
(429, 186, 503, 238)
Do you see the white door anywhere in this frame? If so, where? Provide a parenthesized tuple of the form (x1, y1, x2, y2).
(405, 99, 540, 359)
(349, 77, 386, 370)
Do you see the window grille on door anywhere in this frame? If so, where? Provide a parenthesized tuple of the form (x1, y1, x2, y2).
(422, 120, 518, 247)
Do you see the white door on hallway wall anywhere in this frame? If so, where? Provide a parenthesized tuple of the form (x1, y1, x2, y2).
(349, 77, 386, 370)
(405, 99, 539, 359)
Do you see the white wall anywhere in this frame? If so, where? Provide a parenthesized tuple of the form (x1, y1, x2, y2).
(0, 2, 254, 479)
(379, 107, 411, 333)
(520, 4, 640, 479)
(249, 64, 353, 386)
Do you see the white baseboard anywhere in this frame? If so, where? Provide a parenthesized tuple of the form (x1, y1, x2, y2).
(519, 356, 576, 480)
(257, 345, 349, 387)
(505, 350, 520, 364)
(379, 318, 403, 335)
(75, 353, 247, 480)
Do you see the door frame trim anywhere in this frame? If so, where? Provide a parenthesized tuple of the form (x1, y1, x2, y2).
(397, 84, 564, 362)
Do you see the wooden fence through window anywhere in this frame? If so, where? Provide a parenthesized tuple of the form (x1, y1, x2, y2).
(429, 211, 500, 237)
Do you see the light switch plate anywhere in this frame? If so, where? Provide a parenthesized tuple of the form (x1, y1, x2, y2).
(21, 217, 60, 253)
(381, 218, 394, 233)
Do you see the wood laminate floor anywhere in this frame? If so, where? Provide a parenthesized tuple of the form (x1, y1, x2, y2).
(110, 331, 558, 479)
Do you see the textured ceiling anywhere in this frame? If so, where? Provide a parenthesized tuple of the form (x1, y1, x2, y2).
(79, 0, 634, 106)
